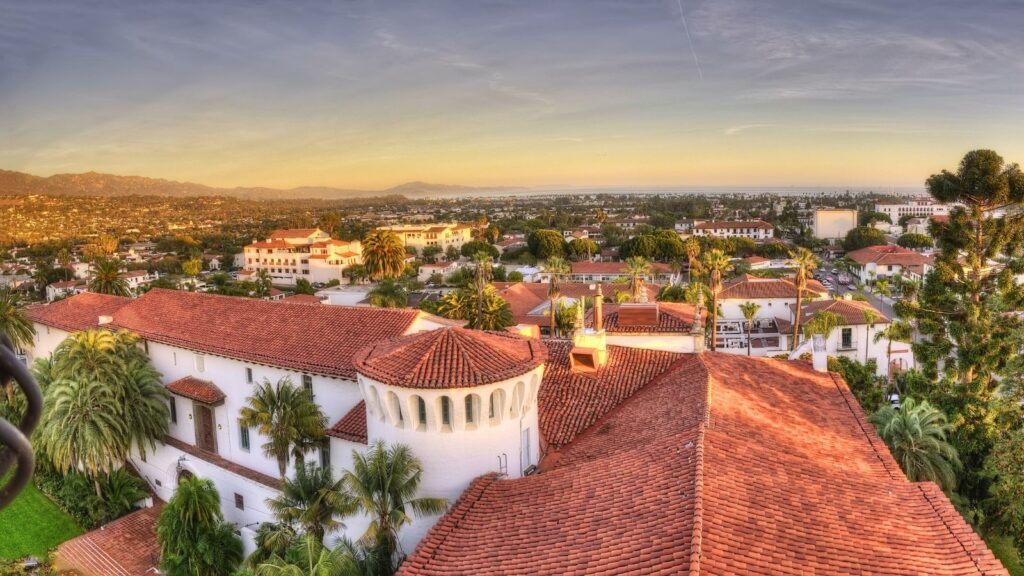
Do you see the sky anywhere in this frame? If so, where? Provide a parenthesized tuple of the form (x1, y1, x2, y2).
(1, 0, 1023, 190)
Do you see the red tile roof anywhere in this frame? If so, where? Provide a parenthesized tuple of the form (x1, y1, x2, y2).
(328, 401, 368, 443)
(277, 294, 323, 305)
(400, 352, 1007, 575)
(55, 503, 163, 576)
(163, 435, 281, 489)
(353, 327, 546, 389)
(794, 298, 890, 325)
(109, 289, 418, 379)
(492, 281, 660, 326)
(594, 302, 701, 333)
(269, 228, 321, 239)
(846, 244, 927, 266)
(166, 376, 226, 404)
(569, 261, 673, 275)
(25, 292, 131, 332)
(718, 274, 827, 300)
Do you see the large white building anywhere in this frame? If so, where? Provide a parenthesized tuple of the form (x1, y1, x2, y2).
(379, 223, 473, 254)
(690, 220, 774, 240)
(875, 199, 951, 222)
(813, 209, 858, 240)
(242, 228, 362, 285)
(29, 289, 1001, 575)
(846, 244, 929, 283)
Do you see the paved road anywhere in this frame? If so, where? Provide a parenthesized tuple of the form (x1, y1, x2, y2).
(817, 266, 897, 319)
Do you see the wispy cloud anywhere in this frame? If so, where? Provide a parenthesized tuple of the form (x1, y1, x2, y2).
(724, 124, 773, 136)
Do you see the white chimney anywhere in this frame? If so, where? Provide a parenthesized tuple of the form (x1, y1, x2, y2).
(98, 315, 113, 326)
(812, 334, 828, 372)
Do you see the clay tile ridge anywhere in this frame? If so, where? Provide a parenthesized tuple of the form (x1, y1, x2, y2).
(688, 354, 711, 575)
(353, 327, 547, 389)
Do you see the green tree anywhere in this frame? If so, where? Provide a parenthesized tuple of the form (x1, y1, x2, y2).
(459, 240, 498, 259)
(843, 226, 888, 251)
(566, 238, 599, 261)
(874, 320, 913, 378)
(342, 442, 448, 572)
(526, 229, 567, 259)
(421, 245, 443, 264)
(90, 257, 130, 296)
(0, 287, 35, 354)
(985, 427, 1024, 559)
(240, 378, 328, 478)
(739, 301, 760, 357)
(157, 477, 244, 576)
(702, 249, 731, 350)
(896, 233, 934, 250)
(253, 535, 381, 576)
(858, 211, 893, 227)
(295, 278, 316, 295)
(624, 256, 651, 302)
(362, 230, 407, 281)
(256, 269, 273, 297)
(862, 308, 879, 364)
(685, 237, 701, 284)
(789, 248, 818, 351)
(435, 287, 513, 331)
(182, 257, 203, 285)
(869, 398, 960, 489)
(802, 310, 845, 339)
(367, 279, 408, 308)
(268, 463, 355, 545)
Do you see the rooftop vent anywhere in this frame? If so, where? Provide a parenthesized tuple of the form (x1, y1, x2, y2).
(98, 315, 114, 326)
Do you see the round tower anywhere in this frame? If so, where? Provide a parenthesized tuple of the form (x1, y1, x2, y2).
(352, 327, 546, 512)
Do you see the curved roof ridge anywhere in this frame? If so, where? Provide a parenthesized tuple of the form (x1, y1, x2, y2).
(915, 482, 1002, 575)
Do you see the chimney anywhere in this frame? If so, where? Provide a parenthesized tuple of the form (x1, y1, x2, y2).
(594, 283, 604, 332)
(98, 315, 113, 326)
(570, 329, 608, 373)
(812, 334, 828, 372)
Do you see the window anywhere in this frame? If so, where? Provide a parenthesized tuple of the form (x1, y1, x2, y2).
(234, 493, 245, 510)
(245, 367, 253, 384)
(489, 394, 496, 418)
(302, 374, 313, 396)
(841, 327, 854, 350)
(441, 397, 452, 428)
(240, 423, 250, 451)
(195, 354, 205, 373)
(320, 442, 330, 468)
(172, 352, 177, 366)
(417, 396, 427, 428)
(169, 397, 177, 424)
(465, 396, 475, 424)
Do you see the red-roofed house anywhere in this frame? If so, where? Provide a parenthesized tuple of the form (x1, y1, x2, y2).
(242, 227, 362, 285)
(847, 244, 928, 282)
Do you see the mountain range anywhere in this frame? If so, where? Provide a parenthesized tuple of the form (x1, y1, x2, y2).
(0, 169, 524, 200)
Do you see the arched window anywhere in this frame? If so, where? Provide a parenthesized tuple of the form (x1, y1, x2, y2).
(386, 391, 403, 428)
(367, 385, 383, 421)
(488, 389, 504, 425)
(410, 395, 428, 431)
(440, 396, 453, 431)
(465, 395, 478, 427)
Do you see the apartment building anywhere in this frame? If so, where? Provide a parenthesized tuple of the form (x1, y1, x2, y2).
(690, 219, 775, 240)
(380, 223, 473, 253)
(242, 228, 362, 285)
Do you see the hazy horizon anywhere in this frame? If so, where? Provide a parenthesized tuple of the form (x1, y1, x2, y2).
(3, 0, 1022, 190)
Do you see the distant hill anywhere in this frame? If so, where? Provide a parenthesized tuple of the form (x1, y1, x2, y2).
(0, 169, 524, 200)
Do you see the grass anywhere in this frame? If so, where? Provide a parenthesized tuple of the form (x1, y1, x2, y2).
(0, 482, 83, 560)
(986, 532, 1024, 576)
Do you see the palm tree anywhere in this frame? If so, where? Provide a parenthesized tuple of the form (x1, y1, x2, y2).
(739, 301, 760, 356)
(471, 252, 493, 328)
(267, 463, 355, 545)
(595, 208, 607, 225)
(117, 352, 170, 460)
(702, 249, 731, 351)
(435, 287, 512, 331)
(90, 257, 130, 296)
(624, 256, 651, 302)
(56, 247, 73, 274)
(684, 237, 701, 284)
(875, 320, 914, 378)
(256, 269, 273, 298)
(545, 257, 569, 338)
(157, 477, 244, 576)
(862, 309, 879, 364)
(38, 377, 127, 496)
(802, 310, 845, 340)
(240, 378, 328, 478)
(869, 398, 960, 489)
(367, 279, 408, 308)
(789, 248, 818, 351)
(0, 287, 34, 358)
(53, 329, 122, 383)
(253, 535, 381, 576)
(362, 230, 406, 281)
(343, 441, 447, 571)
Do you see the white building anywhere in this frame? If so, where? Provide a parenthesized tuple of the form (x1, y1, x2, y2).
(45, 279, 89, 302)
(712, 274, 829, 355)
(813, 209, 858, 240)
(119, 270, 157, 294)
(380, 223, 473, 254)
(845, 245, 928, 283)
(791, 296, 910, 376)
(690, 220, 774, 240)
(243, 228, 362, 286)
(875, 199, 951, 222)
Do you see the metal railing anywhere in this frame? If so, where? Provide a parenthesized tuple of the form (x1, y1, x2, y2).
(0, 334, 42, 510)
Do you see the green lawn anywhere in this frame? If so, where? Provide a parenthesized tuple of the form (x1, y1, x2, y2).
(0, 483, 83, 559)
(986, 532, 1024, 576)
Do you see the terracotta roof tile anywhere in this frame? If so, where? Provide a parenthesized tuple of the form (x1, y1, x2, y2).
(328, 401, 368, 443)
(110, 289, 418, 379)
(595, 302, 701, 333)
(794, 298, 890, 325)
(401, 351, 1007, 575)
(55, 503, 163, 576)
(25, 292, 131, 332)
(570, 261, 673, 275)
(718, 274, 827, 300)
(847, 244, 928, 266)
(354, 327, 546, 389)
(165, 376, 226, 404)
(492, 281, 660, 327)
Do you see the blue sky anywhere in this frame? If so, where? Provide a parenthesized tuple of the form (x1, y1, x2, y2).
(1, 0, 1022, 189)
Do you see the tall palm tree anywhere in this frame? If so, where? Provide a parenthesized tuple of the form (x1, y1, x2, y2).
(471, 252, 493, 328)
(789, 248, 818, 351)
(739, 301, 760, 356)
(38, 377, 128, 496)
(343, 441, 447, 571)
(90, 257, 130, 296)
(684, 237, 701, 284)
(702, 249, 731, 351)
(267, 463, 355, 545)
(624, 256, 651, 303)
(802, 311, 845, 340)
(254, 535, 380, 576)
(256, 269, 273, 298)
(875, 320, 914, 378)
(862, 308, 879, 364)
(240, 378, 328, 478)
(0, 287, 34, 357)
(56, 247, 73, 274)
(869, 398, 960, 489)
(367, 279, 408, 308)
(362, 230, 406, 281)
(53, 328, 122, 382)
(117, 352, 170, 460)
(545, 257, 569, 338)
(157, 477, 244, 576)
